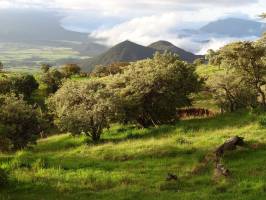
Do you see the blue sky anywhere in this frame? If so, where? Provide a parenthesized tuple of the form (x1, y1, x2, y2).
(0, 0, 265, 53)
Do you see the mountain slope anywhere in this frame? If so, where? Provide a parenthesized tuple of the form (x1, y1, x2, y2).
(81, 40, 156, 71)
(148, 40, 203, 62)
(200, 18, 266, 37)
(0, 10, 89, 43)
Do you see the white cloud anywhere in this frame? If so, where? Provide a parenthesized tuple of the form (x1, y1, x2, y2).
(0, 0, 265, 53)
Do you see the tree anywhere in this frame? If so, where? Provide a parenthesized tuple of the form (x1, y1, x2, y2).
(91, 62, 130, 77)
(40, 69, 64, 93)
(61, 64, 81, 77)
(0, 62, 3, 71)
(0, 74, 39, 99)
(10, 74, 39, 99)
(0, 94, 42, 150)
(109, 52, 204, 127)
(209, 74, 258, 112)
(213, 42, 266, 107)
(41, 64, 52, 73)
(48, 80, 114, 143)
(193, 58, 205, 66)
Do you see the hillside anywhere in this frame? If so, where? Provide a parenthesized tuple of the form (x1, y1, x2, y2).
(81, 40, 156, 71)
(1, 111, 265, 199)
(81, 40, 201, 72)
(200, 18, 266, 37)
(149, 41, 203, 63)
(0, 9, 107, 60)
(0, 10, 88, 43)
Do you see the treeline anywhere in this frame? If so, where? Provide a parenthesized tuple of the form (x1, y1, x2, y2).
(1, 31, 266, 151)
(0, 64, 81, 151)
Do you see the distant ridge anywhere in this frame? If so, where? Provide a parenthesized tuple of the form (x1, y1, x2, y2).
(200, 18, 266, 37)
(81, 40, 201, 72)
(148, 40, 202, 63)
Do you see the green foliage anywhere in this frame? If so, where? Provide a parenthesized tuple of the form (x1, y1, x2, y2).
(209, 74, 258, 112)
(60, 64, 81, 77)
(193, 58, 205, 66)
(0, 93, 41, 150)
(208, 41, 266, 111)
(0, 168, 8, 187)
(109, 52, 203, 127)
(0, 61, 3, 71)
(0, 74, 39, 99)
(258, 114, 266, 127)
(40, 63, 52, 73)
(48, 80, 114, 143)
(40, 68, 64, 93)
(91, 62, 130, 77)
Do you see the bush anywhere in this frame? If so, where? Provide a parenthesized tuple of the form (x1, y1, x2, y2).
(109, 52, 204, 127)
(0, 168, 8, 187)
(48, 80, 114, 143)
(40, 68, 64, 93)
(60, 64, 81, 77)
(0, 74, 39, 99)
(0, 94, 42, 150)
(259, 115, 266, 127)
(209, 74, 258, 113)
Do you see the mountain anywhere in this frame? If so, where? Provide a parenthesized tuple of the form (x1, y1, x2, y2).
(200, 18, 266, 37)
(148, 40, 203, 63)
(0, 10, 88, 43)
(81, 40, 156, 71)
(81, 40, 202, 72)
(0, 9, 107, 56)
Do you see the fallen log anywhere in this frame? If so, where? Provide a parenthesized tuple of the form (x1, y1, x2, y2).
(215, 136, 245, 157)
(215, 163, 230, 177)
(166, 173, 178, 181)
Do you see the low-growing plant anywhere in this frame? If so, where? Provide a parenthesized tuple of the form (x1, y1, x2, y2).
(0, 168, 8, 187)
(259, 115, 266, 127)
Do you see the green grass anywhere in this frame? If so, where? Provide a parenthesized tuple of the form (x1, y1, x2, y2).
(1, 111, 266, 200)
(0, 42, 90, 71)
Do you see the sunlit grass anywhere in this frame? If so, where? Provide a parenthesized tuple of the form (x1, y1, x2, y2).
(0, 111, 266, 200)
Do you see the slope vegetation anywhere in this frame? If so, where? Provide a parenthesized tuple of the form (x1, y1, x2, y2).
(0, 111, 266, 200)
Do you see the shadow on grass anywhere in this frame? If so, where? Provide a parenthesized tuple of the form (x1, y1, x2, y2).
(101, 111, 257, 144)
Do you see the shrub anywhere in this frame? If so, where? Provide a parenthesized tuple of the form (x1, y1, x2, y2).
(0, 74, 39, 99)
(48, 79, 114, 143)
(209, 74, 258, 112)
(60, 64, 81, 77)
(0, 168, 8, 187)
(259, 115, 266, 127)
(0, 94, 42, 150)
(40, 69, 64, 93)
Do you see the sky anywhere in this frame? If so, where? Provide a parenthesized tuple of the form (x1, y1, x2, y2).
(0, 0, 265, 53)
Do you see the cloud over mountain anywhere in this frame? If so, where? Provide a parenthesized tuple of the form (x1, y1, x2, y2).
(0, 0, 265, 53)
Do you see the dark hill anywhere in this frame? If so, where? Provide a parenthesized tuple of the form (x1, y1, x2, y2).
(148, 40, 202, 62)
(81, 40, 156, 71)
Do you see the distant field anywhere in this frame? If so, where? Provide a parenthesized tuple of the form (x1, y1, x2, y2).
(0, 42, 90, 71)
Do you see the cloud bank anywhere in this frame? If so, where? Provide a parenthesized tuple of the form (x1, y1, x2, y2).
(0, 0, 265, 53)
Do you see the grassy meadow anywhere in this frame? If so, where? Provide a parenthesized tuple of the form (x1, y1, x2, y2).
(0, 111, 266, 200)
(0, 42, 89, 71)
